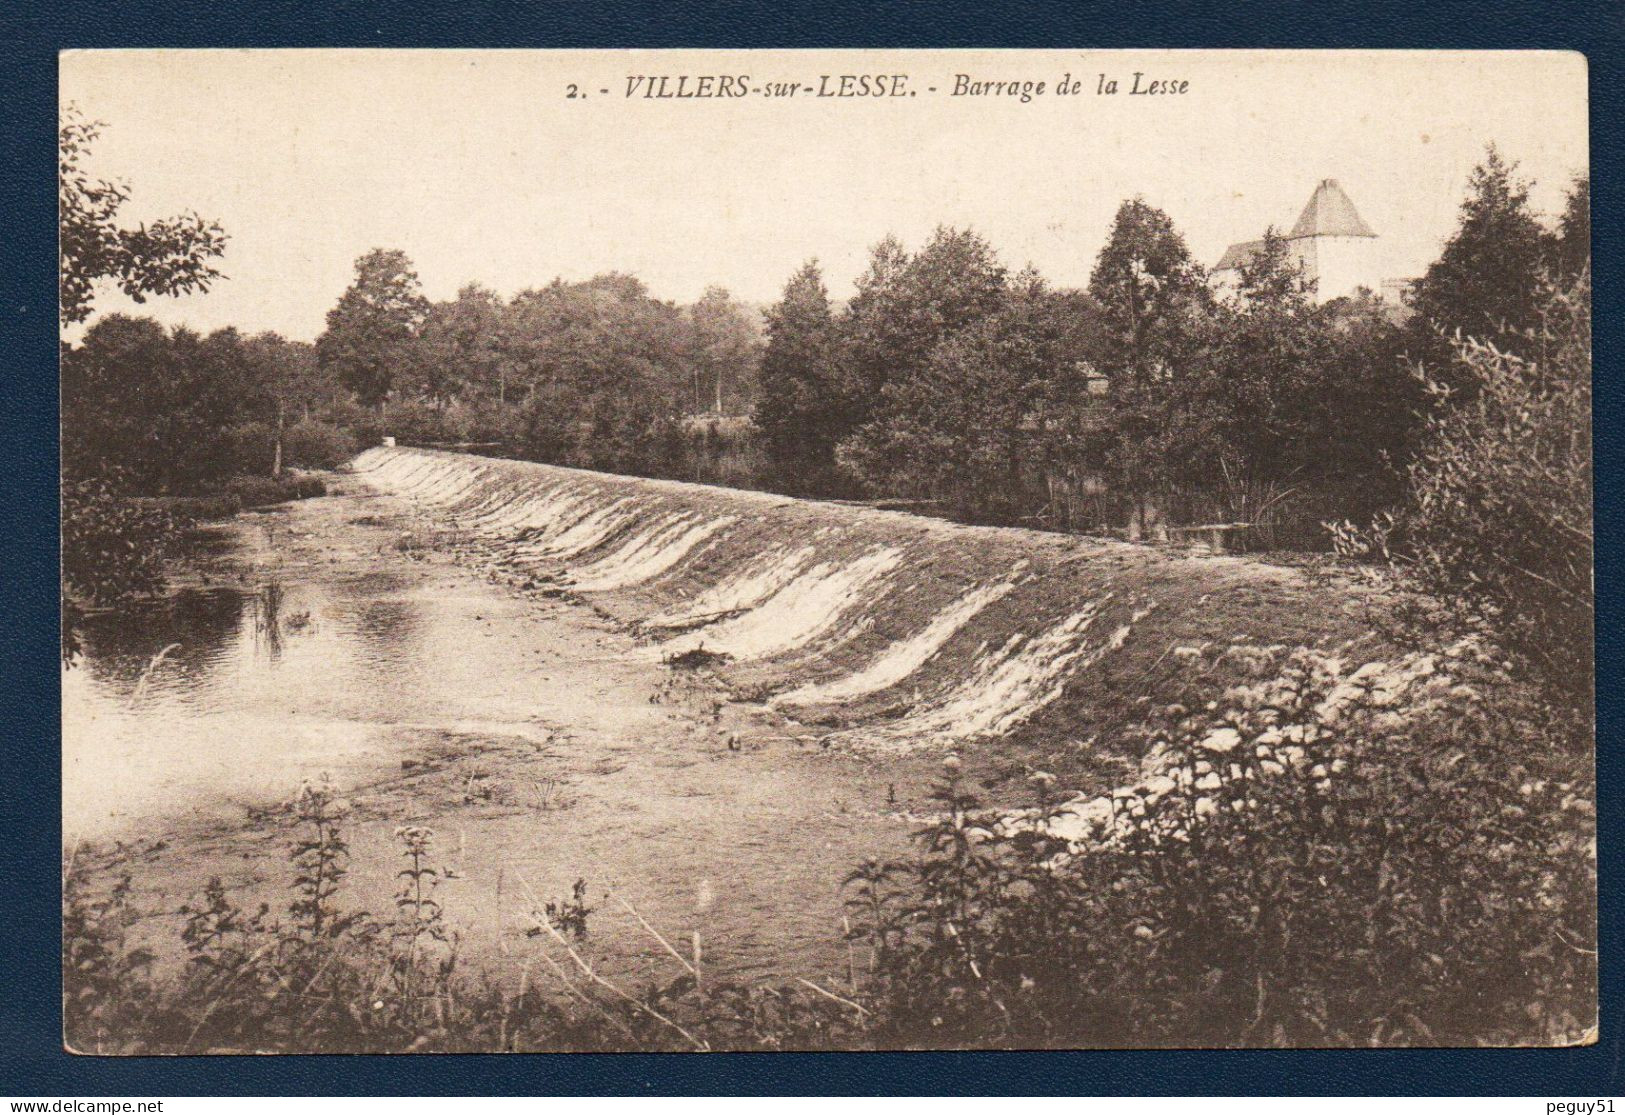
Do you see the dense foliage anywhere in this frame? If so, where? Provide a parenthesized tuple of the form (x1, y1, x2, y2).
(62, 316, 355, 492)
(60, 471, 176, 606)
(852, 644, 1592, 1048)
(849, 271, 1097, 522)
(64, 638, 1593, 1052)
(1338, 272, 1593, 697)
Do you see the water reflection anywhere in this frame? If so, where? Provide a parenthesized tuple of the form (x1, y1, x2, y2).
(254, 581, 286, 660)
(78, 587, 246, 702)
(65, 537, 423, 833)
(63, 510, 565, 842)
(247, 581, 319, 661)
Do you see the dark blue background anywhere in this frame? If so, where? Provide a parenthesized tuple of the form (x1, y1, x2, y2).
(3, 0, 1619, 1096)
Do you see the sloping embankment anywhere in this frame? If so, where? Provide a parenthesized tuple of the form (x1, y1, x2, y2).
(350, 447, 1380, 759)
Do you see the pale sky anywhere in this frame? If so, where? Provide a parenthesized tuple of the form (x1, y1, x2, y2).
(61, 49, 1588, 341)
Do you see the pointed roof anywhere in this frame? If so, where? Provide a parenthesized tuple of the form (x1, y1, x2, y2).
(1214, 239, 1266, 272)
(1289, 179, 1377, 239)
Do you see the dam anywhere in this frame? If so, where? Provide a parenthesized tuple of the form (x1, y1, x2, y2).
(64, 446, 1378, 985)
(351, 445, 1370, 757)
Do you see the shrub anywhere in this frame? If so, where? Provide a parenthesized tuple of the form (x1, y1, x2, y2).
(61, 471, 177, 608)
(849, 644, 1594, 1048)
(62, 868, 159, 1053)
(68, 781, 407, 1053)
(1338, 271, 1592, 697)
(284, 419, 358, 469)
(145, 492, 243, 520)
(220, 474, 326, 509)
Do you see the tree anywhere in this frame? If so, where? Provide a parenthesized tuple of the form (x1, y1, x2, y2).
(754, 261, 841, 479)
(1088, 199, 1211, 390)
(61, 317, 339, 487)
(686, 286, 762, 415)
(839, 227, 1010, 490)
(838, 234, 912, 430)
(61, 314, 182, 485)
(857, 269, 1093, 521)
(1086, 199, 1213, 536)
(1406, 146, 1554, 364)
(416, 284, 508, 405)
(1554, 173, 1590, 279)
(1172, 229, 1335, 521)
(506, 274, 691, 475)
(1024, 287, 1114, 531)
(317, 249, 429, 408)
(244, 333, 326, 476)
(59, 104, 227, 327)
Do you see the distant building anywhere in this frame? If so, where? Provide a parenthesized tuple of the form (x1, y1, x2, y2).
(1213, 179, 1406, 306)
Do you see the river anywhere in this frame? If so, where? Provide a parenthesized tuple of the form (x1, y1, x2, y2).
(63, 478, 921, 986)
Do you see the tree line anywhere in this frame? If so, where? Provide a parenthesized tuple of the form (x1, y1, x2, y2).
(62, 97, 1590, 691)
(64, 109, 1586, 550)
(286, 145, 1586, 545)
(63, 269, 764, 497)
(316, 259, 764, 480)
(756, 148, 1588, 539)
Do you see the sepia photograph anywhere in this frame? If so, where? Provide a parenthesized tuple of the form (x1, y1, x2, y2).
(59, 48, 1594, 1054)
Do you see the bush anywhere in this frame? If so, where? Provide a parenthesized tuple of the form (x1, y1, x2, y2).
(220, 474, 326, 509)
(140, 493, 244, 520)
(284, 419, 358, 469)
(848, 643, 1594, 1048)
(61, 471, 177, 609)
(1339, 272, 1592, 696)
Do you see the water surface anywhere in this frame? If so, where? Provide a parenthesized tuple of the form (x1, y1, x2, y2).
(64, 525, 553, 840)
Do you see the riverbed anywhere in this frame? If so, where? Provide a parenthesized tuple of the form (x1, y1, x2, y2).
(64, 477, 924, 987)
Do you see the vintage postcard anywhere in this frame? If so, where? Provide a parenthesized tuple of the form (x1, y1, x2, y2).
(60, 49, 1592, 1053)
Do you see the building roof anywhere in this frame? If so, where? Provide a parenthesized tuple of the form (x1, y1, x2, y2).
(1213, 238, 1265, 273)
(1289, 178, 1377, 239)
